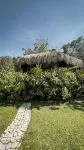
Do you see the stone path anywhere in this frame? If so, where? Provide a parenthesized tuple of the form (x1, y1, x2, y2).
(0, 103, 31, 150)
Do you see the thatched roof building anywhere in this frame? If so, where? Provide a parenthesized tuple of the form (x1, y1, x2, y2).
(19, 51, 83, 71)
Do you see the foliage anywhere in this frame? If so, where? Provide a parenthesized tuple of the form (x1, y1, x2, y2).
(0, 70, 28, 103)
(22, 48, 34, 56)
(0, 56, 22, 72)
(13, 57, 22, 72)
(62, 87, 71, 101)
(22, 38, 49, 55)
(78, 69, 84, 74)
(62, 36, 84, 62)
(68, 65, 79, 71)
(24, 68, 84, 101)
(0, 56, 14, 71)
(31, 66, 43, 77)
(34, 39, 49, 53)
(0, 67, 84, 103)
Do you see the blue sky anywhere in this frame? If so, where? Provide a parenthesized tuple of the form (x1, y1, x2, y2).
(0, 0, 84, 56)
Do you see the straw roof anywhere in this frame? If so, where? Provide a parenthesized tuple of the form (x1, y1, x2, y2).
(19, 51, 83, 69)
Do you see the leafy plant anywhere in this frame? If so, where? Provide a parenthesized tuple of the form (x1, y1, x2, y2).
(62, 87, 71, 101)
(31, 66, 43, 77)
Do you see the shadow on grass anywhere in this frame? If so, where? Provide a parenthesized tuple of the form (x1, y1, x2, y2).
(1, 99, 84, 111)
(49, 106, 60, 110)
(66, 100, 84, 111)
(31, 101, 61, 110)
(31, 100, 84, 111)
(0, 101, 22, 108)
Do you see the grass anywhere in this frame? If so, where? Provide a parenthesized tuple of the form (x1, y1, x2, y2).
(0, 105, 18, 136)
(19, 101, 84, 150)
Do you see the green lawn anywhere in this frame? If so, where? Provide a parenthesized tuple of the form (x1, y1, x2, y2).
(0, 105, 18, 136)
(19, 101, 84, 150)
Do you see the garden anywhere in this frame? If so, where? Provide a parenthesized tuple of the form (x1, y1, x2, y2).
(0, 66, 84, 103)
(0, 64, 84, 149)
(0, 38, 84, 150)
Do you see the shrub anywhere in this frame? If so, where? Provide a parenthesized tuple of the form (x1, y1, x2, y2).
(62, 87, 71, 101)
(23, 67, 84, 102)
(0, 56, 15, 72)
(0, 70, 28, 103)
(0, 67, 84, 103)
(30, 66, 43, 77)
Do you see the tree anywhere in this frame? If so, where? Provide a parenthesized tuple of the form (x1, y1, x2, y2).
(22, 39, 49, 56)
(22, 48, 34, 56)
(62, 43, 70, 54)
(13, 56, 21, 72)
(62, 36, 84, 62)
(34, 39, 49, 53)
(0, 56, 14, 71)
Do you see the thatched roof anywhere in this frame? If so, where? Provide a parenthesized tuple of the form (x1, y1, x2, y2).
(19, 51, 83, 68)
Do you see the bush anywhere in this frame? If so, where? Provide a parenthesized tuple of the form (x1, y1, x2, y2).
(0, 70, 28, 103)
(0, 56, 14, 71)
(0, 67, 84, 103)
(62, 87, 71, 101)
(30, 66, 43, 77)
